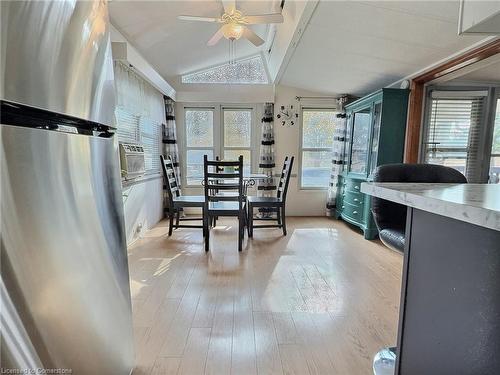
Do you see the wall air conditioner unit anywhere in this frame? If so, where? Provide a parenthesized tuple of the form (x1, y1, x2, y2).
(119, 142, 145, 179)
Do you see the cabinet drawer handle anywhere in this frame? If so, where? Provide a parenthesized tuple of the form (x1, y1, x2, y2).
(353, 210, 358, 215)
(354, 198, 359, 202)
(342, 205, 345, 209)
(354, 185, 360, 190)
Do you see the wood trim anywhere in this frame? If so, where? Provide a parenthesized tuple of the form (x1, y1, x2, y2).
(404, 81, 425, 163)
(404, 39, 500, 163)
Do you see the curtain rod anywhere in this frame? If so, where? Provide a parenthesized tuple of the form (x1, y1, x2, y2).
(295, 96, 338, 101)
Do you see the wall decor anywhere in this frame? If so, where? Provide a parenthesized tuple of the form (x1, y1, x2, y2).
(276, 104, 298, 126)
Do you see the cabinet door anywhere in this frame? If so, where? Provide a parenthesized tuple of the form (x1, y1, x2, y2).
(369, 102, 382, 174)
(349, 107, 371, 174)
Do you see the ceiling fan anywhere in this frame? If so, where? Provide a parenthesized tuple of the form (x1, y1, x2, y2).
(178, 0, 284, 47)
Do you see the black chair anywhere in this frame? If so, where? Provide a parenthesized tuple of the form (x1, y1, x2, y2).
(160, 155, 205, 236)
(203, 155, 246, 252)
(247, 156, 294, 237)
(372, 163, 467, 251)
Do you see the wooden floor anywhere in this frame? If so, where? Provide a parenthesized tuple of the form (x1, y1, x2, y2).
(128, 217, 403, 375)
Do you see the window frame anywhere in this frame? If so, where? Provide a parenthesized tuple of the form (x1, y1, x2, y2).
(181, 104, 258, 188)
(299, 106, 338, 190)
(486, 94, 500, 183)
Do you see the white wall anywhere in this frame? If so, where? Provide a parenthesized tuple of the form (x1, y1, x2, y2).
(122, 177, 163, 244)
(111, 27, 166, 245)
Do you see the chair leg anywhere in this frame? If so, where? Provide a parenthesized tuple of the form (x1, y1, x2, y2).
(168, 208, 175, 236)
(277, 207, 282, 226)
(281, 206, 287, 236)
(202, 206, 206, 238)
(248, 204, 253, 238)
(238, 212, 243, 252)
(204, 213, 210, 252)
(175, 211, 180, 228)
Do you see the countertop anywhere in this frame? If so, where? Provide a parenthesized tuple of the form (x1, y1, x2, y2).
(360, 183, 500, 231)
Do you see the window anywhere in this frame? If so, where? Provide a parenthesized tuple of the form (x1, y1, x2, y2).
(115, 107, 161, 174)
(489, 98, 500, 184)
(181, 55, 268, 84)
(185, 109, 215, 185)
(300, 109, 338, 188)
(223, 109, 252, 174)
(183, 106, 254, 185)
(422, 90, 487, 182)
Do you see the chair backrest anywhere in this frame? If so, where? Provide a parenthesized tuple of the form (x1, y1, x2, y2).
(160, 155, 181, 206)
(204, 155, 244, 208)
(372, 163, 467, 231)
(277, 156, 294, 201)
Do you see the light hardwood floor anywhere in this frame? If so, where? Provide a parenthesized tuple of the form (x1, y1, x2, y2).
(128, 217, 403, 375)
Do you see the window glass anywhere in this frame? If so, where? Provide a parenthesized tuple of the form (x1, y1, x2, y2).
(224, 110, 251, 147)
(186, 149, 213, 185)
(301, 110, 337, 188)
(224, 149, 251, 174)
(186, 110, 213, 147)
(302, 111, 336, 148)
(182, 55, 268, 84)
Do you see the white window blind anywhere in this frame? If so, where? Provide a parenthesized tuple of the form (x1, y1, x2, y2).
(139, 116, 161, 172)
(115, 106, 161, 173)
(423, 91, 486, 182)
(115, 107, 140, 144)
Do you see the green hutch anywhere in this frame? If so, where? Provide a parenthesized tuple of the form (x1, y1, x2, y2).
(335, 88, 409, 239)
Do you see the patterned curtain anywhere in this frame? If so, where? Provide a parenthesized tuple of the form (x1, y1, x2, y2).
(258, 103, 276, 215)
(162, 97, 180, 181)
(162, 97, 180, 216)
(326, 96, 349, 216)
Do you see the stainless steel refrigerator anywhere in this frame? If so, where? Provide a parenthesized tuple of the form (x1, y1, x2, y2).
(1, 1, 134, 374)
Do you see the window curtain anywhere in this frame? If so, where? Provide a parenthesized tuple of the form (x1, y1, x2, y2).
(162, 97, 180, 181)
(258, 103, 276, 215)
(326, 96, 349, 216)
(162, 97, 180, 216)
(114, 61, 164, 122)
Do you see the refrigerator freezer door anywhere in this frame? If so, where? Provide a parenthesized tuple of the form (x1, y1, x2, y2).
(1, 125, 133, 374)
(0, 1, 116, 127)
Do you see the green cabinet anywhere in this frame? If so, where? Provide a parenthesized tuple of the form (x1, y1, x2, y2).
(335, 88, 409, 239)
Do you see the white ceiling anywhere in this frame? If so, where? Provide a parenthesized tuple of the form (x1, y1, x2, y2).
(455, 61, 500, 83)
(109, 0, 278, 89)
(110, 0, 489, 97)
(280, 1, 484, 96)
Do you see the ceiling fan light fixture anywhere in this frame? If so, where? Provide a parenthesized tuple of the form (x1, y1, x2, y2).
(223, 23, 244, 40)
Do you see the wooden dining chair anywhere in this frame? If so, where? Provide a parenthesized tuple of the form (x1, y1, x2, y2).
(247, 156, 294, 237)
(160, 155, 205, 236)
(203, 155, 246, 252)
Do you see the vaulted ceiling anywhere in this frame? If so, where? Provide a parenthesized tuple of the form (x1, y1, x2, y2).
(109, 0, 489, 97)
(280, 1, 484, 95)
(109, 0, 279, 89)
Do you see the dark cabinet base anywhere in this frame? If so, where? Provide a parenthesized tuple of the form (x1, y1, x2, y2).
(396, 208, 500, 374)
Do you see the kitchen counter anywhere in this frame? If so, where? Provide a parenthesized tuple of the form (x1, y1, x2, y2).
(361, 183, 500, 231)
(361, 182, 500, 374)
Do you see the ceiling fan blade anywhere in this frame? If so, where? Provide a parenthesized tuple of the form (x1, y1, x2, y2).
(243, 13, 284, 24)
(178, 15, 220, 23)
(222, 0, 236, 15)
(207, 26, 226, 46)
(242, 27, 265, 46)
